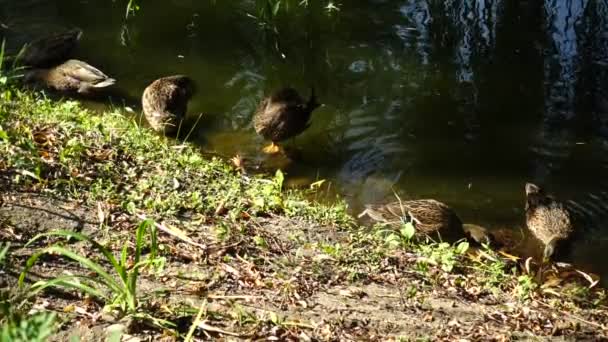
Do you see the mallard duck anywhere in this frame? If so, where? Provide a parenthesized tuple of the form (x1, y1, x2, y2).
(20, 29, 82, 67)
(358, 199, 465, 242)
(253, 87, 320, 154)
(142, 75, 196, 134)
(24, 59, 115, 95)
(525, 183, 574, 261)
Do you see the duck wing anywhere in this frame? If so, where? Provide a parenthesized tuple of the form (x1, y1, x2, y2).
(61, 60, 115, 87)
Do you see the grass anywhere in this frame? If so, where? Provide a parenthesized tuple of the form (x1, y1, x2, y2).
(0, 243, 56, 341)
(1, 83, 608, 339)
(20, 220, 164, 317)
(0, 310, 56, 342)
(0, 89, 351, 225)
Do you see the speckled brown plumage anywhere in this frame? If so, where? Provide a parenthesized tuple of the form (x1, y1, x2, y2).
(24, 59, 115, 94)
(142, 75, 195, 134)
(20, 29, 82, 67)
(359, 199, 465, 242)
(525, 183, 574, 259)
(253, 87, 320, 144)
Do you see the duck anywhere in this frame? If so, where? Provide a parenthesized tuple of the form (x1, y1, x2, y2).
(253, 87, 320, 154)
(24, 59, 115, 95)
(462, 223, 495, 246)
(358, 199, 466, 242)
(142, 75, 196, 134)
(524, 183, 574, 261)
(462, 223, 522, 254)
(19, 29, 82, 67)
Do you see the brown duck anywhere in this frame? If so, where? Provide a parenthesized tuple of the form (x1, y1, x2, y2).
(142, 75, 196, 134)
(359, 199, 466, 242)
(253, 87, 320, 154)
(24, 59, 115, 94)
(525, 183, 574, 261)
(20, 29, 82, 67)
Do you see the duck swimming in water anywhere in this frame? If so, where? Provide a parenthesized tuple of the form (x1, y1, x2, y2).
(525, 183, 574, 261)
(142, 75, 196, 134)
(253, 87, 320, 154)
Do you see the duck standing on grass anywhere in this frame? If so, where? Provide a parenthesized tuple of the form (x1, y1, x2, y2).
(253, 87, 320, 154)
(142, 75, 196, 135)
(359, 199, 466, 242)
(525, 183, 574, 261)
(18, 29, 82, 67)
(24, 59, 115, 95)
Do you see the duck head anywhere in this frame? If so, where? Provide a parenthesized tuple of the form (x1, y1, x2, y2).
(525, 182, 552, 210)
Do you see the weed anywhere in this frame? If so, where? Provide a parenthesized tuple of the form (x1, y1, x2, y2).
(380, 221, 416, 249)
(0, 40, 24, 90)
(0, 310, 56, 342)
(0, 242, 8, 265)
(469, 248, 512, 292)
(19, 220, 168, 323)
(417, 241, 469, 273)
(0, 243, 57, 341)
(515, 274, 537, 300)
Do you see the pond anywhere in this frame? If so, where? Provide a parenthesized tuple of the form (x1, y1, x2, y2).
(3, 0, 608, 280)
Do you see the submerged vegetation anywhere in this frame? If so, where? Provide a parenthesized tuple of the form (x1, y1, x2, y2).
(123, 0, 340, 21)
(1, 78, 608, 339)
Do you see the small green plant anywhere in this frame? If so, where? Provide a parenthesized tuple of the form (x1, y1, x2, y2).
(382, 221, 416, 249)
(1, 243, 57, 341)
(0, 39, 25, 90)
(248, 169, 285, 213)
(0, 242, 9, 265)
(515, 274, 537, 300)
(417, 241, 469, 273)
(471, 249, 511, 292)
(19, 220, 166, 319)
(0, 310, 56, 342)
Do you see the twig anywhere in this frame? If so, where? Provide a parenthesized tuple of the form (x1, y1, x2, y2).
(282, 321, 316, 329)
(183, 112, 205, 143)
(197, 321, 245, 337)
(185, 301, 206, 342)
(136, 213, 206, 250)
(534, 299, 608, 331)
(206, 294, 262, 300)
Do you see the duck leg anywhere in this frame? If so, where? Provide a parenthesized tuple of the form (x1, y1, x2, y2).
(262, 142, 281, 154)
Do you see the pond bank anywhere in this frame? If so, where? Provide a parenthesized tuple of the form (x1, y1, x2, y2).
(1, 90, 608, 340)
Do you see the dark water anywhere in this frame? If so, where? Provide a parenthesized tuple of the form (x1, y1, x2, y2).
(3, 1, 608, 277)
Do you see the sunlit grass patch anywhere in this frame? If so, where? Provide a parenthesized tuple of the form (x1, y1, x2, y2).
(0, 89, 351, 224)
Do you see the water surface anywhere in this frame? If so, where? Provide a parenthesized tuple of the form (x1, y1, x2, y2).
(3, 0, 608, 278)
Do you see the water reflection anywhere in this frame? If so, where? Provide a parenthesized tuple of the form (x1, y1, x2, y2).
(3, 0, 608, 279)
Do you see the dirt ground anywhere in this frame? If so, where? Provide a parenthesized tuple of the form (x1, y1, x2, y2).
(2, 191, 608, 341)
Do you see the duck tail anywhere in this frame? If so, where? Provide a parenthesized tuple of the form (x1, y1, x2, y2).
(93, 78, 116, 88)
(307, 86, 321, 111)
